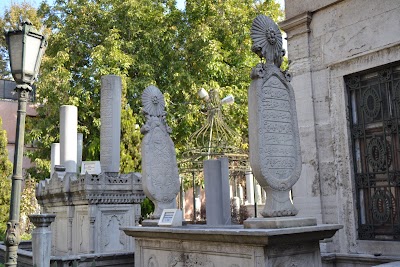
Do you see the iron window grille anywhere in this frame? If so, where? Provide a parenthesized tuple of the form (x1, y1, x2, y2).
(346, 62, 400, 241)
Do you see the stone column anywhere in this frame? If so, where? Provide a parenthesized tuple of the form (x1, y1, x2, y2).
(238, 185, 244, 205)
(203, 157, 231, 226)
(245, 170, 254, 204)
(255, 184, 262, 204)
(279, 13, 323, 223)
(29, 214, 56, 267)
(50, 143, 60, 178)
(195, 197, 201, 218)
(100, 75, 121, 173)
(60, 105, 78, 173)
(77, 133, 83, 172)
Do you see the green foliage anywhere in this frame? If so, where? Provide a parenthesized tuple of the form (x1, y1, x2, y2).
(0, 118, 12, 236)
(20, 175, 39, 236)
(141, 197, 155, 219)
(1, 0, 283, 181)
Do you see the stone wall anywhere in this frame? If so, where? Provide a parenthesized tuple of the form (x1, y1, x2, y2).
(280, 0, 400, 261)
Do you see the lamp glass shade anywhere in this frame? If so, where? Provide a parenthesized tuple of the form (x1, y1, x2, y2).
(8, 33, 24, 82)
(221, 95, 234, 105)
(198, 88, 209, 100)
(24, 33, 42, 78)
(5, 21, 47, 85)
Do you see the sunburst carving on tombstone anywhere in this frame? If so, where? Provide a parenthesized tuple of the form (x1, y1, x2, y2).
(250, 15, 283, 65)
(142, 85, 165, 116)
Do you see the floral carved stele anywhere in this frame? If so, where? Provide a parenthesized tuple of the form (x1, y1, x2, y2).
(248, 15, 302, 218)
(141, 85, 180, 219)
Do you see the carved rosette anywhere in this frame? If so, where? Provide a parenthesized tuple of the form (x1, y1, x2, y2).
(251, 15, 283, 67)
(141, 85, 180, 219)
(249, 15, 301, 217)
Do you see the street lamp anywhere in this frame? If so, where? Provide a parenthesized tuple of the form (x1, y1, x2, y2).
(195, 88, 235, 159)
(4, 20, 47, 267)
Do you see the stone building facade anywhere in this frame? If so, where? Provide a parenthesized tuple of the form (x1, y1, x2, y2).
(280, 0, 400, 265)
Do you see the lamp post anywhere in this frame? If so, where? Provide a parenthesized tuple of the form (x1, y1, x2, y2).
(4, 20, 47, 267)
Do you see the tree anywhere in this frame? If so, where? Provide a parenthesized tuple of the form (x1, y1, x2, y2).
(175, 0, 283, 150)
(0, 117, 12, 237)
(20, 0, 283, 180)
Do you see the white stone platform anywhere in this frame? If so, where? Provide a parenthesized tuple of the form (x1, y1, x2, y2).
(123, 224, 342, 267)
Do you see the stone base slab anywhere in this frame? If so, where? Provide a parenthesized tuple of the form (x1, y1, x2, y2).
(244, 216, 317, 229)
(141, 219, 159, 227)
(123, 224, 342, 267)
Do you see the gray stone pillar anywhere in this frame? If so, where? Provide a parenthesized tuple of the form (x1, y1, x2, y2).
(60, 105, 78, 173)
(77, 133, 83, 172)
(203, 157, 231, 226)
(100, 75, 121, 173)
(29, 214, 56, 267)
(50, 143, 60, 178)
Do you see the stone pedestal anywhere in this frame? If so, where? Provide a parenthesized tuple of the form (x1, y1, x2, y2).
(29, 214, 56, 267)
(36, 172, 145, 256)
(244, 216, 317, 229)
(203, 158, 231, 226)
(123, 224, 342, 267)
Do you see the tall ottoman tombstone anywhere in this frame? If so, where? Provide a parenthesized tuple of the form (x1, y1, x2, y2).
(245, 14, 314, 228)
(141, 85, 180, 220)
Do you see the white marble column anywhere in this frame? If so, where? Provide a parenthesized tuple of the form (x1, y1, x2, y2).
(50, 143, 60, 178)
(100, 75, 121, 173)
(255, 184, 262, 204)
(245, 170, 254, 204)
(60, 105, 78, 173)
(238, 185, 244, 205)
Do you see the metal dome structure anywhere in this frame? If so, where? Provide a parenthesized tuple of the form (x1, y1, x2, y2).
(179, 88, 249, 175)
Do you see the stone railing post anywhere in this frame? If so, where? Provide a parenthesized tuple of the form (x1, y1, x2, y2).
(29, 214, 56, 267)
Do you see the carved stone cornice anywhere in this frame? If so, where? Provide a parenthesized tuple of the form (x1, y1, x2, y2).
(279, 12, 312, 39)
(36, 172, 145, 207)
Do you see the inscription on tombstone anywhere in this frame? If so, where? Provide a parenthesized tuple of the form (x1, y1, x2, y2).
(100, 75, 121, 173)
(248, 15, 302, 217)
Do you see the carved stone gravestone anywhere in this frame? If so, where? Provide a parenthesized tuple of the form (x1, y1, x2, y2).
(141, 85, 180, 219)
(100, 75, 121, 173)
(246, 15, 312, 227)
